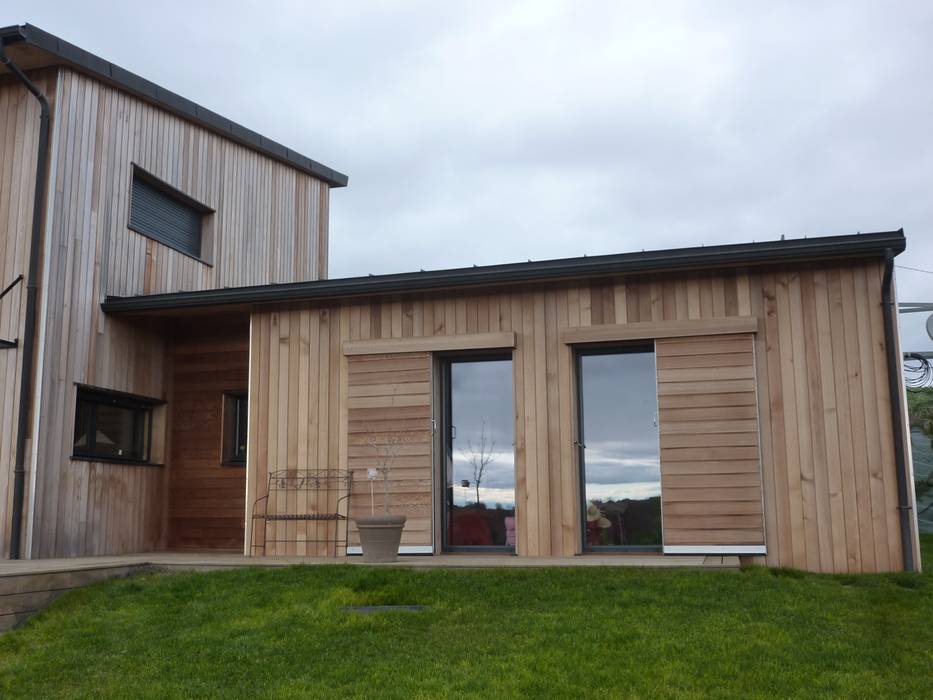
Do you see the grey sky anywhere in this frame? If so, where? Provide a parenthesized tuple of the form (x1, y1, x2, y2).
(6, 1, 932, 350)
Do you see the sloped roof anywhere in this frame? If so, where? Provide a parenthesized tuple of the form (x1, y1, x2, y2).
(101, 230, 906, 314)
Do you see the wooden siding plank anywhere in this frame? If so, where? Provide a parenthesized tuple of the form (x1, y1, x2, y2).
(561, 317, 758, 344)
(343, 332, 516, 356)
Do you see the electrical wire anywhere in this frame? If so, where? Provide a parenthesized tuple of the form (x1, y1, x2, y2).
(904, 353, 933, 390)
(896, 264, 933, 275)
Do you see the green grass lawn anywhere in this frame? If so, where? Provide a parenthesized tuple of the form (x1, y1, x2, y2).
(1, 537, 931, 699)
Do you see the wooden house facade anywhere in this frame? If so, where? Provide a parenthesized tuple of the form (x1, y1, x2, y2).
(0, 25, 921, 573)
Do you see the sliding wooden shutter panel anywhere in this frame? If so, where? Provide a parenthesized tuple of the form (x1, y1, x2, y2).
(346, 352, 434, 551)
(656, 333, 766, 554)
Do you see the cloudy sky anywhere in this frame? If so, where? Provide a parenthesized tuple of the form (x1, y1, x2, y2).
(5, 1, 933, 349)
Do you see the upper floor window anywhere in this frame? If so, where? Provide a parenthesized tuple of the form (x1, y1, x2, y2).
(73, 386, 155, 463)
(129, 168, 211, 260)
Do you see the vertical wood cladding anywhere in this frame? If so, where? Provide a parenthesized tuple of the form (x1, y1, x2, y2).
(247, 262, 909, 572)
(656, 333, 765, 548)
(0, 72, 56, 558)
(22, 67, 330, 557)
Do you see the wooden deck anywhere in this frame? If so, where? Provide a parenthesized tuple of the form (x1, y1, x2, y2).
(0, 551, 739, 576)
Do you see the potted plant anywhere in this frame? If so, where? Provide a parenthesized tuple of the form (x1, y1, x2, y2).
(355, 428, 412, 562)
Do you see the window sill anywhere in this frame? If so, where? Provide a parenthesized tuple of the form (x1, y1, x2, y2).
(71, 455, 164, 468)
(220, 461, 247, 468)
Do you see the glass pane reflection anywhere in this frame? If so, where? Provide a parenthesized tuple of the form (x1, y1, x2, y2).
(580, 350, 661, 547)
(447, 359, 515, 547)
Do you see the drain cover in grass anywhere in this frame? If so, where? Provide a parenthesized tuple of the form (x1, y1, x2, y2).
(344, 605, 427, 614)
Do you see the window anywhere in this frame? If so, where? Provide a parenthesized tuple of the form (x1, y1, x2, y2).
(441, 356, 515, 550)
(129, 168, 209, 259)
(73, 387, 153, 462)
(222, 392, 248, 465)
(576, 346, 661, 550)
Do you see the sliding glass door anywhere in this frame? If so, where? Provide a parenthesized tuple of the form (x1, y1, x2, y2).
(577, 346, 662, 550)
(441, 356, 515, 551)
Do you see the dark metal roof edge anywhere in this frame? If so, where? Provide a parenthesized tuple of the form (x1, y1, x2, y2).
(101, 230, 906, 314)
(0, 23, 348, 187)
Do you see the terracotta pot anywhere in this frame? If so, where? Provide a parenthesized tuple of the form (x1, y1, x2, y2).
(355, 515, 406, 563)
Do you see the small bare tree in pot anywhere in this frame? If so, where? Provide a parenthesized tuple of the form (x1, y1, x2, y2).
(354, 427, 415, 563)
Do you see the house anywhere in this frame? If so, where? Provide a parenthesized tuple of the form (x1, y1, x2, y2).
(0, 25, 921, 573)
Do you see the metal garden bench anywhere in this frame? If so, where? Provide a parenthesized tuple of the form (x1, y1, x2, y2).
(250, 469, 351, 556)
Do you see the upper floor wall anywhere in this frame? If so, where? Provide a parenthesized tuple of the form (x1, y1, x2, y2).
(49, 67, 331, 299)
(18, 65, 335, 558)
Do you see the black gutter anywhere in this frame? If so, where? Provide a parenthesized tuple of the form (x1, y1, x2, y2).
(101, 230, 907, 314)
(881, 250, 916, 572)
(1, 41, 50, 559)
(0, 24, 348, 188)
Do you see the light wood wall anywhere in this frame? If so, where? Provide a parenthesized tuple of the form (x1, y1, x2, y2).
(247, 260, 911, 572)
(656, 333, 765, 548)
(345, 352, 433, 550)
(19, 67, 331, 558)
(0, 73, 56, 558)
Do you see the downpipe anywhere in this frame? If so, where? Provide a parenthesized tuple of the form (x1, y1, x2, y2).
(1, 41, 50, 559)
(881, 247, 916, 572)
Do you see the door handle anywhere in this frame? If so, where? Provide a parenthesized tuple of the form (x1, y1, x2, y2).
(573, 440, 586, 449)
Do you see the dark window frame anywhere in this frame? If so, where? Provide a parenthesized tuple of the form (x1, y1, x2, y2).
(128, 165, 214, 265)
(222, 391, 248, 467)
(574, 342, 662, 553)
(438, 351, 516, 554)
(72, 385, 159, 465)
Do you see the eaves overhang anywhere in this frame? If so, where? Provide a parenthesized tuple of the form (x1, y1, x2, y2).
(100, 230, 907, 315)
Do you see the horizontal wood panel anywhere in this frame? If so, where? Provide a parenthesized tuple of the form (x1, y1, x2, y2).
(657, 379, 757, 396)
(661, 419, 759, 434)
(660, 432, 760, 448)
(657, 366, 756, 382)
(663, 500, 765, 516)
(664, 529, 765, 545)
(659, 460, 763, 475)
(661, 446, 761, 461)
(343, 332, 515, 356)
(658, 392, 758, 409)
(659, 406, 759, 421)
(664, 514, 764, 529)
(655, 336, 754, 356)
(561, 317, 757, 344)
(168, 320, 248, 550)
(664, 472, 763, 488)
(657, 333, 765, 549)
(656, 352, 754, 369)
(346, 352, 433, 550)
(662, 486, 763, 502)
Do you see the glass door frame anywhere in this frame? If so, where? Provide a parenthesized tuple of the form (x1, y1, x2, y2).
(574, 343, 662, 553)
(438, 351, 516, 553)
